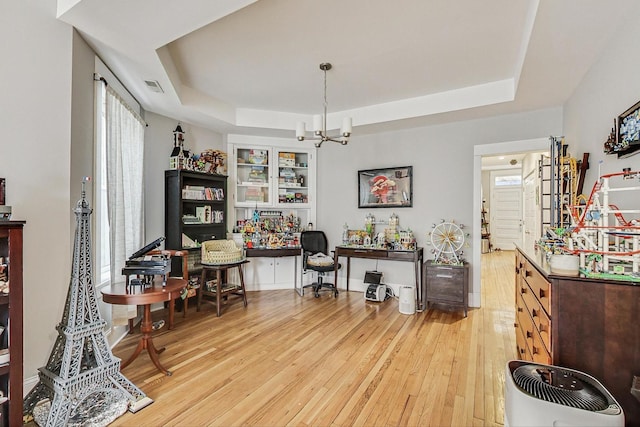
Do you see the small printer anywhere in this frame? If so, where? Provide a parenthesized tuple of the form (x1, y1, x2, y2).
(364, 271, 387, 302)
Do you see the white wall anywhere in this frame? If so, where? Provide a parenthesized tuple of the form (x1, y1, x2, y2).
(316, 107, 562, 304)
(564, 21, 640, 198)
(1, 1, 73, 381)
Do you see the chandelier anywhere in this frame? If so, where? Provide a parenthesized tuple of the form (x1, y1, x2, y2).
(296, 63, 352, 147)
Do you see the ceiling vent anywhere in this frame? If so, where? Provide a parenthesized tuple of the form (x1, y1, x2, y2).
(144, 80, 164, 93)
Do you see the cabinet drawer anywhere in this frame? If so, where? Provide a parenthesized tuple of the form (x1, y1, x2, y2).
(530, 323, 552, 365)
(427, 275, 464, 300)
(515, 322, 532, 361)
(520, 282, 552, 354)
(522, 259, 551, 316)
(426, 265, 465, 280)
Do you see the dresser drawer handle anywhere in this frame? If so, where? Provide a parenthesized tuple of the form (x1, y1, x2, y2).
(525, 270, 532, 277)
(526, 330, 533, 339)
(532, 345, 539, 355)
(520, 286, 527, 294)
(436, 274, 453, 278)
(519, 347, 525, 355)
(517, 307, 523, 312)
(531, 308, 538, 318)
(539, 289, 546, 299)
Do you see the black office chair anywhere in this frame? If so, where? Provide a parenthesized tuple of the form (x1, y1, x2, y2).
(301, 231, 340, 298)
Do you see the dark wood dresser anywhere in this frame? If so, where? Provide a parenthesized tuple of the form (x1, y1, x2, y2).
(515, 247, 640, 426)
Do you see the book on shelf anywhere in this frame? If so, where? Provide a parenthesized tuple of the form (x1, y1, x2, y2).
(183, 186, 225, 201)
(248, 149, 268, 165)
(182, 214, 201, 224)
(248, 166, 267, 183)
(195, 206, 212, 223)
(204, 187, 224, 201)
(244, 186, 265, 202)
(182, 233, 198, 248)
(278, 152, 295, 167)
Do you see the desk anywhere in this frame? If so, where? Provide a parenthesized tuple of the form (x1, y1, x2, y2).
(199, 259, 249, 317)
(101, 277, 186, 376)
(333, 246, 424, 310)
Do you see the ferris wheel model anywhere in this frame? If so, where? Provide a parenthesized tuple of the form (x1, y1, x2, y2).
(428, 220, 467, 264)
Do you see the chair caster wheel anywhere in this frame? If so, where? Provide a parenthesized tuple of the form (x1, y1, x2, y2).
(314, 293, 320, 298)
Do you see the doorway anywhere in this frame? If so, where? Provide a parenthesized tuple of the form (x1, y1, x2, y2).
(472, 138, 550, 308)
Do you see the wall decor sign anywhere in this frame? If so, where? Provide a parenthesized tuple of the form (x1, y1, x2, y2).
(358, 166, 413, 208)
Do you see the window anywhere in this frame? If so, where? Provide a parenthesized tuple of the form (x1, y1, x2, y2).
(95, 80, 110, 286)
(94, 60, 145, 334)
(494, 174, 522, 187)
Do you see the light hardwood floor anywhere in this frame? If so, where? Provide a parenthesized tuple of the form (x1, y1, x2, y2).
(111, 250, 516, 426)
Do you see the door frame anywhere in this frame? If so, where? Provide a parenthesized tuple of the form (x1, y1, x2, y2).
(472, 138, 549, 308)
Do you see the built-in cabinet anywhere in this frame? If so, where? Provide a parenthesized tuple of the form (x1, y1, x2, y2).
(515, 247, 640, 427)
(244, 256, 297, 291)
(227, 135, 316, 290)
(0, 221, 23, 427)
(227, 135, 316, 230)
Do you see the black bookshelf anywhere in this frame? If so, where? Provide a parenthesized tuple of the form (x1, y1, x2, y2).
(164, 170, 228, 253)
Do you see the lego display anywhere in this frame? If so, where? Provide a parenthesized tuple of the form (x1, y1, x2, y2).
(537, 169, 640, 281)
(427, 219, 468, 265)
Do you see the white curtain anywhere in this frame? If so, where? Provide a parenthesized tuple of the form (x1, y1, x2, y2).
(105, 86, 145, 324)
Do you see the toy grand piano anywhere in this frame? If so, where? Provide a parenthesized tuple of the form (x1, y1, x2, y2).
(123, 236, 171, 285)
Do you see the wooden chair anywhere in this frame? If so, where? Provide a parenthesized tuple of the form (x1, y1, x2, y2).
(148, 249, 195, 317)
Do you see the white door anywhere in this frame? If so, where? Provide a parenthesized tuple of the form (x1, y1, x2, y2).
(490, 170, 523, 250)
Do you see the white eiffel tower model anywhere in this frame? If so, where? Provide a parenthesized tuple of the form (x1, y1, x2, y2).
(23, 178, 152, 426)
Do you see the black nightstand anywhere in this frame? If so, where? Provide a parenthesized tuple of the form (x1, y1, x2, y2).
(423, 261, 469, 317)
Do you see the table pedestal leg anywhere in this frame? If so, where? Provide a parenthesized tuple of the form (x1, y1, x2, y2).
(121, 304, 171, 376)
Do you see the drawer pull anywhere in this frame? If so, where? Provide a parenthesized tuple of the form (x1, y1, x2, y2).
(539, 289, 546, 299)
(436, 274, 453, 278)
(532, 346, 538, 355)
(515, 267, 520, 274)
(520, 286, 527, 294)
(517, 307, 523, 312)
(525, 270, 532, 277)
(526, 330, 533, 339)
(519, 347, 525, 355)
(531, 308, 538, 318)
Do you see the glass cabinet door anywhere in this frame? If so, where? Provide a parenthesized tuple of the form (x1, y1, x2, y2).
(275, 149, 310, 207)
(235, 147, 272, 206)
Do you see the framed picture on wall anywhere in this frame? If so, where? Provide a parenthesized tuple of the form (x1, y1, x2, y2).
(358, 166, 413, 208)
(616, 100, 640, 158)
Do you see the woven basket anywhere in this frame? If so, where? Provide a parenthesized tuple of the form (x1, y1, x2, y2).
(201, 240, 244, 264)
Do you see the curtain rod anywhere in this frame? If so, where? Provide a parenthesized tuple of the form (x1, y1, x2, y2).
(93, 73, 108, 86)
(93, 73, 148, 127)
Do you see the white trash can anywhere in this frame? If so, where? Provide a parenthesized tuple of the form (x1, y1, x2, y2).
(398, 285, 416, 315)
